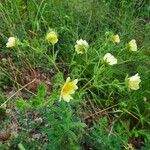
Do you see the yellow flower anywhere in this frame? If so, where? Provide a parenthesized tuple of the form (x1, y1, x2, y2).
(75, 39, 89, 54)
(103, 53, 117, 65)
(46, 31, 58, 45)
(60, 77, 78, 102)
(112, 34, 120, 43)
(127, 73, 141, 90)
(6, 37, 17, 48)
(128, 39, 137, 51)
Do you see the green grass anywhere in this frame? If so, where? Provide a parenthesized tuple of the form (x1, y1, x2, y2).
(0, 0, 150, 149)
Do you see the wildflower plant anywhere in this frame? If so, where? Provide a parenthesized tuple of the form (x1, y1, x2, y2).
(0, 1, 149, 149)
(45, 29, 59, 71)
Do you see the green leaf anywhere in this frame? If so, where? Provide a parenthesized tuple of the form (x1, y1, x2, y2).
(37, 83, 47, 98)
(46, 72, 64, 106)
(47, 89, 59, 106)
(18, 143, 26, 150)
(31, 83, 47, 108)
(16, 99, 31, 110)
(71, 122, 87, 128)
(54, 71, 64, 87)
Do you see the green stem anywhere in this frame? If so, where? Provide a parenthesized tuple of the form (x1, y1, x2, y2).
(81, 65, 105, 90)
(52, 44, 55, 60)
(69, 52, 76, 72)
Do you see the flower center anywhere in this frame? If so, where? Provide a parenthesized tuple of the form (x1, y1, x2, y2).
(62, 82, 75, 95)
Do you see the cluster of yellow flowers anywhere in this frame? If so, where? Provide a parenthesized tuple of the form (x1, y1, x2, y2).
(111, 34, 137, 51)
(6, 32, 141, 102)
(110, 34, 141, 90)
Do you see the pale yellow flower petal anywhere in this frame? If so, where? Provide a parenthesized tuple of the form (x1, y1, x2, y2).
(46, 31, 58, 45)
(6, 37, 17, 48)
(60, 77, 78, 102)
(128, 73, 141, 90)
(66, 77, 71, 83)
(75, 39, 89, 54)
(128, 39, 137, 51)
(63, 95, 73, 102)
(73, 79, 78, 85)
(112, 34, 120, 43)
(103, 53, 117, 65)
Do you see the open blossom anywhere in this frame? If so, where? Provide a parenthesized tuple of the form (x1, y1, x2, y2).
(46, 31, 58, 45)
(6, 37, 17, 48)
(59, 77, 78, 102)
(103, 53, 117, 65)
(128, 39, 137, 51)
(75, 39, 89, 54)
(127, 73, 141, 90)
(112, 34, 120, 43)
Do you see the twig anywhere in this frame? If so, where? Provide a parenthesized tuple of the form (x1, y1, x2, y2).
(0, 78, 36, 108)
(85, 103, 119, 120)
(108, 124, 114, 137)
(123, 109, 139, 121)
(0, 66, 36, 96)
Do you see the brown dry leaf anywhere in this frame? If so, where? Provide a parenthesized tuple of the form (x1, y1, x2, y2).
(5, 57, 52, 95)
(23, 69, 52, 93)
